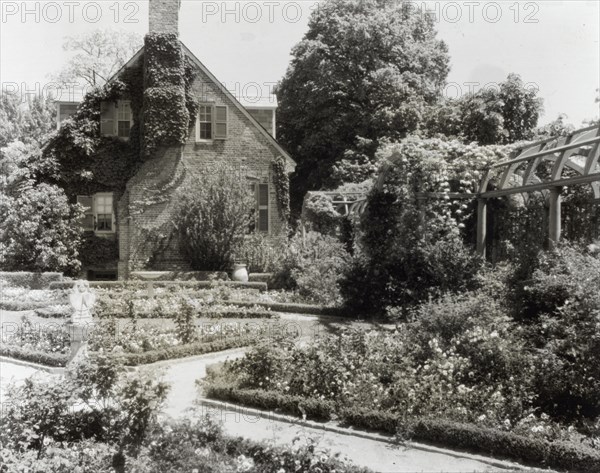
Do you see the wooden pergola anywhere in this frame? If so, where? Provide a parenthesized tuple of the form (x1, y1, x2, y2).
(476, 124, 600, 256)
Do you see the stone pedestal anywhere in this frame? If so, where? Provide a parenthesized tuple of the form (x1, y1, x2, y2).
(67, 321, 94, 365)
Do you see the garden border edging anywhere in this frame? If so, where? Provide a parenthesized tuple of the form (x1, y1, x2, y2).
(195, 398, 534, 472)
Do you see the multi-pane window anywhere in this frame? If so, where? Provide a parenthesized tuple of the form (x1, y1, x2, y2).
(249, 183, 269, 233)
(77, 194, 114, 233)
(95, 195, 113, 231)
(198, 105, 213, 140)
(196, 104, 228, 141)
(100, 100, 132, 138)
(117, 101, 132, 138)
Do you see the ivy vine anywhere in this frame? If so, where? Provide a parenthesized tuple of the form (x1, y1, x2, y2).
(272, 156, 290, 223)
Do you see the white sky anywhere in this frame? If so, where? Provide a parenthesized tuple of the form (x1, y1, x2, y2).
(1, 0, 598, 126)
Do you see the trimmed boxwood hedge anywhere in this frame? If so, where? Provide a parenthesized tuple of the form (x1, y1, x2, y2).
(115, 336, 252, 366)
(206, 390, 600, 472)
(49, 280, 268, 291)
(205, 385, 334, 422)
(227, 300, 344, 317)
(0, 272, 63, 289)
(0, 345, 69, 367)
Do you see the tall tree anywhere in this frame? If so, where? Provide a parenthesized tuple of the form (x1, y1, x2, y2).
(276, 0, 450, 210)
(52, 29, 142, 87)
(425, 74, 543, 145)
(0, 92, 56, 148)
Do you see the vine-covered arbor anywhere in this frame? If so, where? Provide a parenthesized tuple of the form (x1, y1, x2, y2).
(301, 124, 600, 257)
(476, 124, 600, 256)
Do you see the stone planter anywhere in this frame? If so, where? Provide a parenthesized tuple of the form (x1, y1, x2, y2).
(231, 263, 249, 282)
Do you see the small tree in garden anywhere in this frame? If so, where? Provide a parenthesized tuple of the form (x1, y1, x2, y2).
(174, 165, 254, 271)
(174, 298, 197, 344)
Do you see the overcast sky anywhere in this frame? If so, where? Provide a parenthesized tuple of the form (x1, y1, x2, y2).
(1, 0, 598, 126)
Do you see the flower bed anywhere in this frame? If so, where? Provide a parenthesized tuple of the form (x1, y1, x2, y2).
(204, 321, 600, 471)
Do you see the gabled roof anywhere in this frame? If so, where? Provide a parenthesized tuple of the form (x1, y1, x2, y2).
(107, 41, 295, 168)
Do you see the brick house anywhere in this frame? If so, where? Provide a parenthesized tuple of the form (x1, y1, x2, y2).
(55, 0, 295, 280)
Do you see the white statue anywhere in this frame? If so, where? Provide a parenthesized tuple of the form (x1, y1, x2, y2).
(69, 280, 96, 324)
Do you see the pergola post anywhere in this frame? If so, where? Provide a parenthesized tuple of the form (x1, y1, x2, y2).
(548, 186, 562, 247)
(476, 198, 487, 258)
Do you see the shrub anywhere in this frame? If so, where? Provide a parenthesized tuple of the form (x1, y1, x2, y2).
(0, 180, 82, 275)
(340, 139, 483, 318)
(235, 233, 286, 273)
(174, 164, 254, 271)
(279, 231, 350, 306)
(174, 298, 197, 344)
(521, 244, 600, 420)
(0, 271, 64, 289)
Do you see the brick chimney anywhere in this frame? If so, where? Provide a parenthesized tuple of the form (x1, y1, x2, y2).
(149, 0, 181, 35)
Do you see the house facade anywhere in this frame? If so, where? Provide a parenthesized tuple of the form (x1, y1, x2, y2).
(56, 0, 294, 280)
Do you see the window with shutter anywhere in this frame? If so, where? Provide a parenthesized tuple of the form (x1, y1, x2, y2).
(116, 100, 132, 138)
(100, 101, 116, 136)
(197, 105, 213, 140)
(77, 195, 94, 231)
(248, 183, 269, 233)
(214, 105, 228, 139)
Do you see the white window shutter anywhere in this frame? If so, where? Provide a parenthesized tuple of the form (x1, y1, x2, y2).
(214, 105, 227, 139)
(100, 101, 116, 136)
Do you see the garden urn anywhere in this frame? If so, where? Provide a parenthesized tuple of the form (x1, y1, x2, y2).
(232, 263, 249, 282)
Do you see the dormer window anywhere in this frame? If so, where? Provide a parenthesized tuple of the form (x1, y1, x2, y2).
(196, 104, 228, 141)
(100, 100, 132, 139)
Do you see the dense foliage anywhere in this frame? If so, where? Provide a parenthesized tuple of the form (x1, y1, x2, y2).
(425, 74, 543, 145)
(277, 0, 450, 209)
(0, 141, 83, 274)
(342, 138, 493, 316)
(142, 32, 192, 157)
(208, 245, 600, 461)
(174, 165, 254, 271)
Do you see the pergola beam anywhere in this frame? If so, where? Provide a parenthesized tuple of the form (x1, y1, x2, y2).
(479, 172, 600, 198)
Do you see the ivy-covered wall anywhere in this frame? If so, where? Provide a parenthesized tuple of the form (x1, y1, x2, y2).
(44, 33, 293, 278)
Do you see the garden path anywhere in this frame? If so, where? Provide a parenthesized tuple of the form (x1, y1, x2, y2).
(157, 348, 528, 473)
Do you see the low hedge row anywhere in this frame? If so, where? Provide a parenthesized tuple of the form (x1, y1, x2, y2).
(50, 280, 268, 291)
(115, 336, 253, 366)
(204, 384, 334, 422)
(0, 272, 63, 289)
(408, 418, 600, 473)
(0, 345, 68, 367)
(227, 300, 344, 317)
(97, 309, 276, 320)
(0, 300, 54, 312)
(206, 389, 600, 472)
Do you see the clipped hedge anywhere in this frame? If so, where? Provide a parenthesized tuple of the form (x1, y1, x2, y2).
(408, 418, 600, 473)
(205, 385, 334, 422)
(0, 300, 54, 312)
(227, 300, 344, 316)
(205, 393, 600, 472)
(0, 345, 68, 367)
(115, 336, 252, 366)
(0, 272, 63, 289)
(49, 280, 268, 291)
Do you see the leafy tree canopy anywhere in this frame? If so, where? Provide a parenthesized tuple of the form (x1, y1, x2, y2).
(276, 0, 450, 209)
(424, 73, 543, 145)
(0, 92, 56, 148)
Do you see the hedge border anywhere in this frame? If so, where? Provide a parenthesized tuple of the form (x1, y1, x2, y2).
(49, 280, 268, 291)
(0, 272, 63, 289)
(226, 300, 344, 317)
(206, 388, 600, 473)
(115, 336, 254, 366)
(205, 385, 334, 422)
(0, 345, 69, 367)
